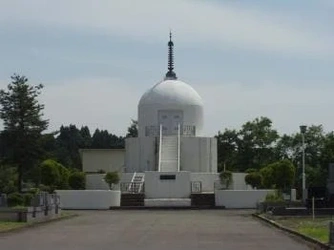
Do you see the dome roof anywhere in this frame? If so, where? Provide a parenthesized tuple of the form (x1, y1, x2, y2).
(139, 79, 203, 107)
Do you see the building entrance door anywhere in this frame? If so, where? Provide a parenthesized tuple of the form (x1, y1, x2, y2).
(158, 110, 183, 135)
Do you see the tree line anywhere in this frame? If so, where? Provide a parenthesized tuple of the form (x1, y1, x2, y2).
(216, 117, 334, 189)
(0, 75, 136, 193)
(0, 74, 333, 194)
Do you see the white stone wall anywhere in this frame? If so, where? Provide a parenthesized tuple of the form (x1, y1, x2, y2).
(56, 190, 120, 209)
(120, 173, 135, 183)
(215, 190, 275, 208)
(190, 173, 219, 192)
(86, 173, 134, 190)
(190, 173, 251, 192)
(81, 149, 125, 173)
(125, 137, 157, 173)
(145, 171, 191, 198)
(125, 136, 217, 173)
(231, 173, 253, 190)
(86, 174, 109, 190)
(181, 137, 217, 173)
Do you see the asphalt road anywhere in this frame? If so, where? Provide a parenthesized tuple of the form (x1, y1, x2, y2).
(0, 210, 312, 250)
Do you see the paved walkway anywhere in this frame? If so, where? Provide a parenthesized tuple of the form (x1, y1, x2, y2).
(0, 210, 312, 250)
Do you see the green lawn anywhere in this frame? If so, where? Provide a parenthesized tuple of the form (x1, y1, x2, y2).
(272, 216, 332, 243)
(0, 221, 27, 232)
(0, 212, 75, 233)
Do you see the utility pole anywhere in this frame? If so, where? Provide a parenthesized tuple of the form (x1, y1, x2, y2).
(300, 125, 307, 203)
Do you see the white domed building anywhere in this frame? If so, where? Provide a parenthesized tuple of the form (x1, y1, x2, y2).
(62, 34, 275, 209)
(125, 34, 217, 175)
(80, 34, 226, 208)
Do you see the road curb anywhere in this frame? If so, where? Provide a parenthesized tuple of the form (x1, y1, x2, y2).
(109, 206, 226, 210)
(252, 213, 331, 250)
(0, 213, 78, 235)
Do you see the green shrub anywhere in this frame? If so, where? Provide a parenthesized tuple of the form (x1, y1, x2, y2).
(27, 188, 40, 195)
(270, 159, 295, 190)
(7, 192, 24, 207)
(260, 166, 274, 188)
(69, 172, 85, 190)
(22, 193, 34, 206)
(260, 160, 295, 190)
(40, 160, 60, 187)
(245, 168, 257, 173)
(38, 184, 51, 193)
(104, 171, 120, 190)
(265, 190, 284, 202)
(0, 165, 17, 194)
(56, 164, 70, 189)
(245, 172, 262, 189)
(219, 171, 233, 189)
(39, 159, 70, 191)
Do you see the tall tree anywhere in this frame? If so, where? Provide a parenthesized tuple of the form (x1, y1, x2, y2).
(91, 129, 124, 149)
(126, 119, 138, 138)
(0, 75, 48, 191)
(216, 117, 279, 172)
(237, 117, 279, 171)
(275, 125, 327, 187)
(80, 126, 92, 148)
(55, 125, 83, 168)
(215, 129, 239, 171)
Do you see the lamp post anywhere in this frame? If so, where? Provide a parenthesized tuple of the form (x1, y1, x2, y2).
(300, 125, 307, 203)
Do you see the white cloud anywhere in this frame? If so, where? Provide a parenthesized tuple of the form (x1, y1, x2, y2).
(1, 77, 333, 137)
(0, 0, 332, 55)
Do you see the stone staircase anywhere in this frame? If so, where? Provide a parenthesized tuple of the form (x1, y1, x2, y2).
(120, 193, 145, 207)
(160, 136, 178, 172)
(128, 173, 145, 193)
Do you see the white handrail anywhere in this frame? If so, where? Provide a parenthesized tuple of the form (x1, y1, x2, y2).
(138, 174, 145, 193)
(177, 123, 181, 172)
(128, 172, 136, 192)
(130, 172, 136, 183)
(158, 124, 162, 172)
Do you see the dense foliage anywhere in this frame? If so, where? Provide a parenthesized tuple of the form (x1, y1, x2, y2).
(0, 75, 48, 191)
(0, 165, 17, 194)
(104, 171, 120, 190)
(7, 192, 34, 207)
(51, 125, 125, 169)
(68, 172, 85, 190)
(1, 74, 334, 196)
(219, 171, 233, 189)
(126, 120, 138, 138)
(39, 159, 70, 191)
(245, 172, 262, 189)
(217, 117, 334, 190)
(245, 159, 295, 190)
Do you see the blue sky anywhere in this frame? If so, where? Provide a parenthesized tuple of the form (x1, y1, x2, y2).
(0, 0, 333, 136)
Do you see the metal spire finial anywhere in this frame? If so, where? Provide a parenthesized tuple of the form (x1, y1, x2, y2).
(165, 31, 177, 80)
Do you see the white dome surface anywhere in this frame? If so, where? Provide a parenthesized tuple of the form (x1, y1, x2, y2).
(139, 80, 203, 106)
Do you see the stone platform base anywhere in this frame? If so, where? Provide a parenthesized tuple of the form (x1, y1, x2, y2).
(144, 198, 191, 207)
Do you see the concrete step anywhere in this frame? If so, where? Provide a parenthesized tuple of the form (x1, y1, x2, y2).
(191, 194, 215, 207)
(121, 194, 145, 207)
(160, 135, 178, 172)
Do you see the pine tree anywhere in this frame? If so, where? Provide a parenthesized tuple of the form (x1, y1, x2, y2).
(0, 74, 48, 192)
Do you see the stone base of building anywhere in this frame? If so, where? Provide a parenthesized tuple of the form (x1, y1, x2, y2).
(144, 198, 191, 207)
